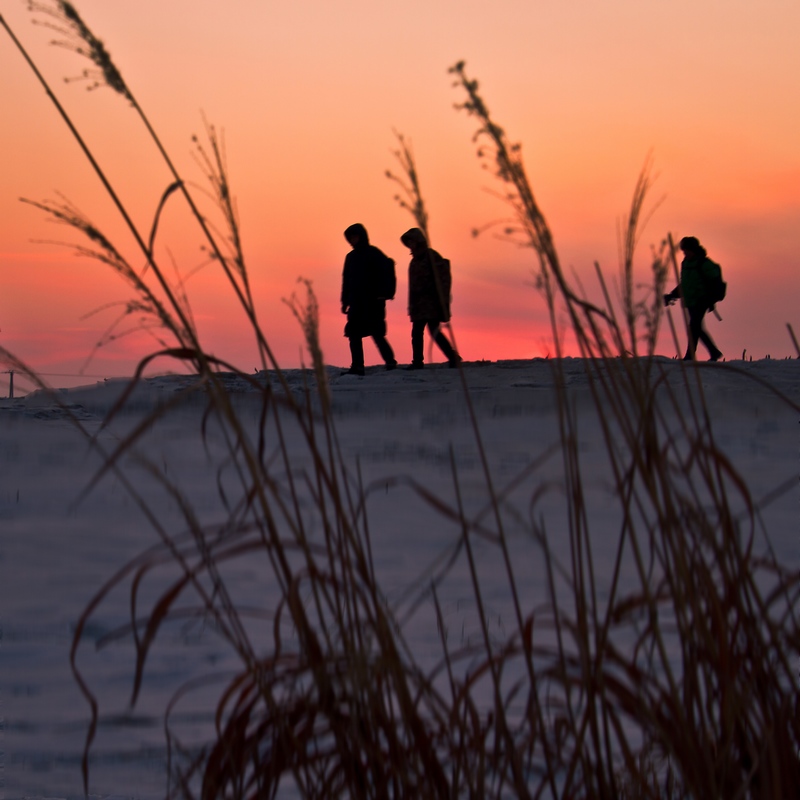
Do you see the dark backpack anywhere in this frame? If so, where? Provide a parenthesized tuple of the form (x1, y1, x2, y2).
(377, 255, 396, 300)
(706, 259, 727, 306)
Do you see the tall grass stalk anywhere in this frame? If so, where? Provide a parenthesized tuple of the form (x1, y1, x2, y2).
(386, 128, 558, 794)
(386, 130, 462, 378)
(386, 130, 430, 245)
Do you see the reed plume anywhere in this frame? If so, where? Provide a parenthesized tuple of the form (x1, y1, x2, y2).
(386, 129, 431, 243)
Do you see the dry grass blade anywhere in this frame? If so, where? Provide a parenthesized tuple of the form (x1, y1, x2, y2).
(786, 323, 800, 357)
(283, 278, 330, 413)
(386, 129, 431, 243)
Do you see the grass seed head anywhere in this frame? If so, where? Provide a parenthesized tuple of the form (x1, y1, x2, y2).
(29, 0, 132, 100)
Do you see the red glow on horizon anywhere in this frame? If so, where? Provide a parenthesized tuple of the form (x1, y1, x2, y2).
(0, 0, 798, 389)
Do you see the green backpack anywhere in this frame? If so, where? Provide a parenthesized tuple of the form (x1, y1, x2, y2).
(706, 259, 727, 306)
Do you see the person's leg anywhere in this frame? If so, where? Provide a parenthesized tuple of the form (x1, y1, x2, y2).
(428, 322, 460, 366)
(684, 307, 702, 360)
(698, 325, 722, 360)
(346, 337, 366, 375)
(686, 307, 722, 361)
(372, 335, 397, 369)
(410, 320, 426, 367)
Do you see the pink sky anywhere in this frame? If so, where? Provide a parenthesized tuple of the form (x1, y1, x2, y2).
(1, 0, 799, 393)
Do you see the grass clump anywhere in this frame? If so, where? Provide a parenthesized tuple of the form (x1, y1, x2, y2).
(1, 6, 798, 798)
(449, 59, 800, 797)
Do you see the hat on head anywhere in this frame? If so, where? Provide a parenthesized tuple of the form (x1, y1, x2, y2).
(679, 236, 701, 252)
(344, 223, 368, 244)
(400, 227, 427, 247)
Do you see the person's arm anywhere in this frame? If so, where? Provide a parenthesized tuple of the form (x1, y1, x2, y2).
(341, 258, 351, 313)
(664, 284, 681, 306)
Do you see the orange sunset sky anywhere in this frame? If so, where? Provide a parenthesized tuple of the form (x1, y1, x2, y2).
(1, 0, 799, 393)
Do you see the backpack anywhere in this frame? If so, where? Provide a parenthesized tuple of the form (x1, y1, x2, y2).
(706, 259, 727, 306)
(377, 255, 396, 300)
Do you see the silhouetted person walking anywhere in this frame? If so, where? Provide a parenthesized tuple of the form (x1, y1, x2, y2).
(400, 227, 461, 369)
(341, 223, 397, 376)
(664, 236, 723, 362)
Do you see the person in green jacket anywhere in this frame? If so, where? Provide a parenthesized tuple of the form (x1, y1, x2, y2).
(664, 236, 723, 361)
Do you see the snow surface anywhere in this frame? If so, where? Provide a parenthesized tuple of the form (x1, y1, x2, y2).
(1, 357, 797, 798)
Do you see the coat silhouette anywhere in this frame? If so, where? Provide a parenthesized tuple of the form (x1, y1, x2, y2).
(400, 227, 460, 369)
(340, 223, 397, 374)
(665, 236, 723, 362)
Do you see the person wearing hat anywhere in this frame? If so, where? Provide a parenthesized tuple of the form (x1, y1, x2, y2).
(664, 236, 723, 361)
(400, 227, 461, 369)
(340, 223, 398, 376)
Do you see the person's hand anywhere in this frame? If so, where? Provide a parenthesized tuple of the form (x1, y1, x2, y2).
(663, 293, 675, 307)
